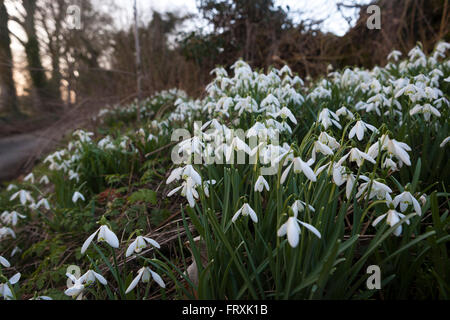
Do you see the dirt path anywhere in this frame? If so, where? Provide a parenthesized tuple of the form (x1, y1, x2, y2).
(0, 130, 53, 181)
(0, 99, 102, 183)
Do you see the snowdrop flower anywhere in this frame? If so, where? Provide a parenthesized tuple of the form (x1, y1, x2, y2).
(281, 157, 316, 184)
(410, 104, 441, 121)
(69, 170, 80, 182)
(372, 199, 410, 237)
(35, 198, 50, 210)
(166, 167, 185, 184)
(424, 87, 441, 100)
(335, 106, 354, 120)
(340, 148, 376, 167)
(125, 267, 165, 294)
(72, 191, 85, 204)
(1, 211, 26, 227)
(0, 273, 20, 300)
(10, 247, 21, 258)
(10, 190, 34, 206)
(181, 165, 202, 183)
(292, 75, 304, 86)
(210, 67, 228, 77)
(383, 157, 398, 171)
(202, 118, 224, 131)
(260, 94, 280, 111)
(318, 132, 340, 150)
(369, 79, 382, 93)
(333, 168, 357, 199)
(80, 270, 108, 286)
(0, 227, 16, 240)
(277, 203, 321, 247)
(393, 191, 422, 216)
(434, 41, 450, 58)
(440, 136, 450, 148)
(254, 175, 270, 192)
(291, 200, 315, 214)
(126, 236, 160, 257)
(279, 121, 292, 133)
(202, 180, 216, 197)
(356, 177, 392, 200)
(385, 138, 411, 166)
(178, 134, 205, 158)
(234, 96, 258, 115)
(232, 203, 258, 223)
(342, 173, 357, 199)
(81, 224, 120, 254)
(279, 65, 293, 77)
(318, 108, 341, 130)
(73, 130, 93, 143)
(6, 184, 17, 191)
(387, 50, 402, 61)
(166, 165, 202, 185)
(311, 140, 334, 160)
(39, 175, 50, 185)
(368, 135, 411, 166)
(395, 83, 425, 102)
(315, 160, 333, 177)
(225, 137, 252, 162)
(136, 128, 146, 137)
(308, 86, 331, 101)
(273, 107, 297, 125)
(23, 173, 35, 183)
(167, 177, 199, 208)
(0, 256, 10, 268)
(349, 120, 377, 141)
(214, 96, 233, 116)
(359, 99, 383, 116)
(65, 273, 85, 300)
(419, 194, 427, 206)
(246, 122, 267, 139)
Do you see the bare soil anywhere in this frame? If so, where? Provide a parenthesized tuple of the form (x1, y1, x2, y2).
(0, 100, 102, 183)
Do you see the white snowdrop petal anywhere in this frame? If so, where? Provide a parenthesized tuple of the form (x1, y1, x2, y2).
(104, 227, 120, 248)
(126, 240, 138, 257)
(0, 256, 10, 268)
(81, 230, 99, 254)
(94, 272, 108, 285)
(9, 272, 21, 285)
(286, 218, 300, 247)
(277, 223, 288, 237)
(125, 271, 143, 294)
(150, 269, 166, 288)
(299, 221, 321, 239)
(144, 237, 161, 249)
(280, 163, 293, 184)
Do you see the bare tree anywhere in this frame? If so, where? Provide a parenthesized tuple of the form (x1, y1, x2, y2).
(36, 0, 66, 106)
(0, 0, 19, 115)
(133, 0, 142, 119)
(8, 0, 61, 112)
(22, 0, 52, 111)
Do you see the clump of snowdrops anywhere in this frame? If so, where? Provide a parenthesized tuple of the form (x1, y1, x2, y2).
(0, 42, 449, 300)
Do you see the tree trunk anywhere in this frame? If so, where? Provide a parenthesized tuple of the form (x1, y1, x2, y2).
(48, 0, 65, 105)
(0, 0, 20, 116)
(22, 0, 55, 112)
(133, 0, 142, 119)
